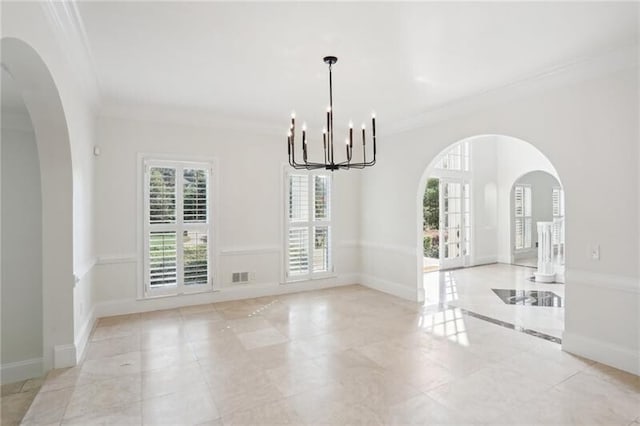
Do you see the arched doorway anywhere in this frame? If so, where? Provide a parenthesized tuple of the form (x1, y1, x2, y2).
(416, 134, 566, 339)
(1, 38, 75, 378)
(509, 170, 564, 281)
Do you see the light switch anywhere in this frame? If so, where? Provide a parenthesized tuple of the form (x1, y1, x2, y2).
(590, 244, 600, 261)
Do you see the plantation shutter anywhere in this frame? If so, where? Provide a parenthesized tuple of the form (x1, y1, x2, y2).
(288, 174, 309, 276)
(286, 172, 332, 280)
(289, 175, 309, 222)
(313, 175, 331, 273)
(514, 185, 532, 250)
(288, 228, 309, 275)
(523, 186, 532, 249)
(552, 187, 565, 244)
(183, 169, 209, 286)
(144, 160, 212, 296)
(148, 167, 177, 287)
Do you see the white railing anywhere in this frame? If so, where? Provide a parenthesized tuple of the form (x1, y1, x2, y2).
(535, 219, 565, 283)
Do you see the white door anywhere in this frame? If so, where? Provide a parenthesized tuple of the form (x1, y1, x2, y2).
(439, 179, 470, 269)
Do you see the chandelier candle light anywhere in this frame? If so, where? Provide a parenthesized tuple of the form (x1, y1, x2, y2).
(287, 56, 376, 170)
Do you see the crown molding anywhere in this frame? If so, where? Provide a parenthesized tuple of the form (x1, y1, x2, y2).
(40, 0, 101, 113)
(99, 101, 285, 137)
(98, 43, 637, 140)
(384, 43, 639, 136)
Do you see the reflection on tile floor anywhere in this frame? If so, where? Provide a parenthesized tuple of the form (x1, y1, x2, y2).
(424, 263, 565, 338)
(13, 275, 640, 425)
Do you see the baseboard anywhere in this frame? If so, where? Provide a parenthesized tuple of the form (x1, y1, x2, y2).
(74, 306, 96, 363)
(94, 274, 362, 318)
(53, 344, 77, 369)
(0, 357, 43, 384)
(562, 331, 640, 376)
(471, 255, 498, 266)
(360, 274, 417, 302)
(514, 248, 537, 259)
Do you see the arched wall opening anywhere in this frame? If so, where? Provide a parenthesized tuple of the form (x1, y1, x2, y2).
(509, 170, 564, 274)
(1, 37, 75, 379)
(1, 62, 43, 382)
(416, 134, 564, 311)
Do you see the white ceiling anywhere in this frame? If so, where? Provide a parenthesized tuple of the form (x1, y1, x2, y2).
(76, 1, 638, 130)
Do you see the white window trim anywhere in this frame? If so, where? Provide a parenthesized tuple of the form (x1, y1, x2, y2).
(281, 166, 335, 283)
(137, 154, 218, 299)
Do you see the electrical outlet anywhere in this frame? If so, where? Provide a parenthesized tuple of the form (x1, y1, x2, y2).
(590, 244, 600, 261)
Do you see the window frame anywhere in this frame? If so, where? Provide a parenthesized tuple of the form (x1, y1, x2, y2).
(138, 155, 217, 299)
(282, 168, 335, 283)
(434, 140, 471, 172)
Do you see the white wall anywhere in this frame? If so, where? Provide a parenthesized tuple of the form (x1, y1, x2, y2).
(1, 112, 43, 382)
(92, 114, 361, 316)
(511, 170, 560, 260)
(2, 2, 99, 370)
(469, 138, 499, 265)
(362, 59, 639, 373)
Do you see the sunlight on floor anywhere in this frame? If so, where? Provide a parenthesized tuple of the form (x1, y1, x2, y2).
(424, 270, 459, 306)
(423, 264, 565, 339)
(419, 308, 469, 346)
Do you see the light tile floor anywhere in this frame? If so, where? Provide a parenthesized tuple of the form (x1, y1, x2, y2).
(1, 377, 44, 426)
(425, 263, 565, 338)
(14, 269, 640, 425)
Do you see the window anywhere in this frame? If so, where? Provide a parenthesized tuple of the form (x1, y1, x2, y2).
(552, 187, 565, 245)
(143, 159, 213, 297)
(514, 184, 532, 250)
(435, 141, 470, 171)
(285, 172, 332, 280)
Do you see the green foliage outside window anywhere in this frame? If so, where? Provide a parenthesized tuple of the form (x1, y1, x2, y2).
(423, 178, 439, 258)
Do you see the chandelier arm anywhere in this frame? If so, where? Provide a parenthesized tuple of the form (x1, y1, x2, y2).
(289, 141, 295, 165)
(323, 132, 328, 165)
(290, 156, 325, 169)
(291, 161, 324, 170)
(286, 56, 377, 172)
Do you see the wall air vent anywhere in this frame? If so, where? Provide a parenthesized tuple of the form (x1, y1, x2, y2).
(231, 272, 250, 284)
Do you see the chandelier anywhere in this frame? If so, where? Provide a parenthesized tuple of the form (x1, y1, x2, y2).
(287, 56, 376, 171)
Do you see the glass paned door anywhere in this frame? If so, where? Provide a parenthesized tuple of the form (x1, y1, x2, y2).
(439, 178, 470, 269)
